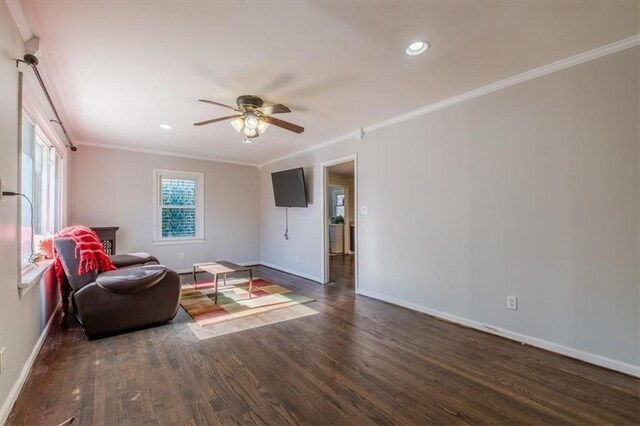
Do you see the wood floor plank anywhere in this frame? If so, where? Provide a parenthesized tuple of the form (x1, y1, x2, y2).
(6, 265, 639, 425)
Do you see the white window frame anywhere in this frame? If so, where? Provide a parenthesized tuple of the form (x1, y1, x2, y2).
(153, 169, 204, 245)
(20, 109, 63, 273)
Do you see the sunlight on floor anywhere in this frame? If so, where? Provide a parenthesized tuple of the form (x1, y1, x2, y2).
(187, 304, 319, 340)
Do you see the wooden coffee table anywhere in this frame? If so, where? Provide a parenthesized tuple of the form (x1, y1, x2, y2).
(192, 261, 253, 303)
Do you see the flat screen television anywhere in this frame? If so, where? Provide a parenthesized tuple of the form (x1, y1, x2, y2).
(271, 167, 308, 207)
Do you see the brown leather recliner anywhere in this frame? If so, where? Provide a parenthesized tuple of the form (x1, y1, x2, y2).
(54, 238, 181, 339)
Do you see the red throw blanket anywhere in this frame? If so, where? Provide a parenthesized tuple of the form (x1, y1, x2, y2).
(54, 225, 116, 292)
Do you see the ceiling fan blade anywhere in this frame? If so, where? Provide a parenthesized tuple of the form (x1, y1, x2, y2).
(198, 99, 240, 111)
(193, 115, 243, 126)
(260, 104, 291, 115)
(261, 115, 304, 134)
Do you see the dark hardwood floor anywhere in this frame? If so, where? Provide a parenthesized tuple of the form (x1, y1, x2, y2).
(7, 265, 640, 425)
(328, 254, 355, 290)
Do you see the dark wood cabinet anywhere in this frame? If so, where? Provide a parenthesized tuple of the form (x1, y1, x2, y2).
(90, 226, 119, 255)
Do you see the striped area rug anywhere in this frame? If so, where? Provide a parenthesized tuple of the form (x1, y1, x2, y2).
(181, 278, 314, 327)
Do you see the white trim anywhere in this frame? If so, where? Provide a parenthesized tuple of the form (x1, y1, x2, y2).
(21, 78, 67, 156)
(321, 155, 358, 289)
(0, 303, 62, 425)
(259, 261, 322, 283)
(77, 141, 259, 168)
(152, 239, 204, 246)
(261, 132, 359, 168)
(258, 34, 640, 168)
(5, 0, 33, 41)
(18, 260, 53, 298)
(357, 288, 640, 378)
(153, 169, 205, 243)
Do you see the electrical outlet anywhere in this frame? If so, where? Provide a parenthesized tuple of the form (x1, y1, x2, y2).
(360, 205, 369, 215)
(0, 347, 5, 374)
(507, 296, 518, 310)
(179, 253, 185, 260)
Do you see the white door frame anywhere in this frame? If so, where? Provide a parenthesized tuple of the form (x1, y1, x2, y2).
(320, 154, 358, 289)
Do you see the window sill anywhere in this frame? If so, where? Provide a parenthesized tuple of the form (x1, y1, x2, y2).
(18, 259, 54, 298)
(152, 238, 204, 246)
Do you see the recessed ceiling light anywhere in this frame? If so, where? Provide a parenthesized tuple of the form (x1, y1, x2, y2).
(406, 40, 429, 56)
(159, 124, 173, 130)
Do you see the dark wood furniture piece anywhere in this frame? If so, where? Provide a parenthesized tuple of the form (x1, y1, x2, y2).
(90, 226, 119, 255)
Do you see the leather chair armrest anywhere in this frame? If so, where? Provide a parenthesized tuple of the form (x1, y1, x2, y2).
(96, 265, 167, 294)
(110, 252, 160, 268)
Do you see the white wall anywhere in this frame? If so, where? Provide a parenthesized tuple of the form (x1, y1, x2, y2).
(70, 146, 260, 270)
(0, 2, 63, 422)
(260, 46, 640, 372)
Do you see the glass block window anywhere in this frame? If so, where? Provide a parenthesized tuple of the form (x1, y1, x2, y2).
(154, 170, 204, 241)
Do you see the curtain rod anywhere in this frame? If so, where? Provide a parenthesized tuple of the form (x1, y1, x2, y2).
(17, 54, 77, 152)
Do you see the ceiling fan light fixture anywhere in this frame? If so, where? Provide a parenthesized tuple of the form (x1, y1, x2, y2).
(257, 121, 269, 134)
(406, 40, 429, 55)
(244, 114, 259, 130)
(243, 127, 259, 138)
(230, 117, 244, 132)
(195, 95, 304, 138)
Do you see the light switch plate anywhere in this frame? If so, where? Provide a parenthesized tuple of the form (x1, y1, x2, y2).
(507, 295, 518, 310)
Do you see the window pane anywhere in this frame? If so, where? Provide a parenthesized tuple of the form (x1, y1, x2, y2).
(161, 178, 196, 206)
(21, 115, 34, 266)
(162, 208, 196, 238)
(53, 154, 62, 231)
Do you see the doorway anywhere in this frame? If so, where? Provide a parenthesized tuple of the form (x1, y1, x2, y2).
(322, 156, 356, 290)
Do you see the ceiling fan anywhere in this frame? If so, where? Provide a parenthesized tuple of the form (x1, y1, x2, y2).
(194, 95, 304, 143)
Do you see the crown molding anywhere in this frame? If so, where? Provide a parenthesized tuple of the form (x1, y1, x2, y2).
(5, 0, 33, 41)
(259, 34, 640, 168)
(76, 141, 260, 168)
(259, 131, 359, 168)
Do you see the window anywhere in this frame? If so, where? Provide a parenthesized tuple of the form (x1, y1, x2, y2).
(21, 110, 63, 270)
(329, 186, 345, 219)
(335, 194, 345, 218)
(153, 169, 204, 243)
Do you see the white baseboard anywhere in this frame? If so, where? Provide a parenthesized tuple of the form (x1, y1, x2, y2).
(356, 288, 640, 378)
(258, 261, 322, 283)
(0, 303, 62, 425)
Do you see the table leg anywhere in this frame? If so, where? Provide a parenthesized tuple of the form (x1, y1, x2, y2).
(224, 274, 227, 288)
(249, 268, 253, 297)
(192, 265, 197, 290)
(214, 274, 219, 304)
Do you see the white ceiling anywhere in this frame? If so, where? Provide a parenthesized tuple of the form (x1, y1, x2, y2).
(20, 1, 639, 165)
